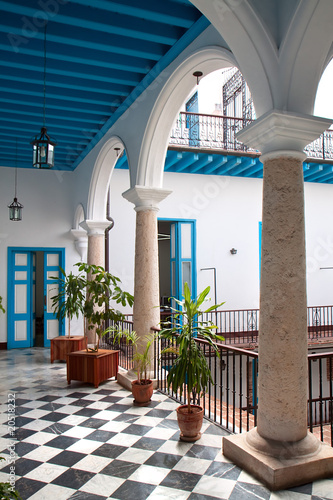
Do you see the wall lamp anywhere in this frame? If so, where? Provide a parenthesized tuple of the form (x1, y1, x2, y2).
(230, 248, 237, 255)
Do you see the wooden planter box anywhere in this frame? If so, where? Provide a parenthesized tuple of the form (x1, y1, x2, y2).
(50, 336, 86, 363)
(66, 349, 119, 388)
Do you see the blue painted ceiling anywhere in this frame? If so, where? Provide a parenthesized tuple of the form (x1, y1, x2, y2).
(0, 0, 208, 171)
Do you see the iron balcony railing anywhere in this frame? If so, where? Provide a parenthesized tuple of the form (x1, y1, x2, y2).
(201, 305, 333, 345)
(169, 111, 333, 161)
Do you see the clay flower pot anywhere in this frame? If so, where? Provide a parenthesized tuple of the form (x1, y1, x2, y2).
(131, 379, 154, 406)
(176, 404, 204, 442)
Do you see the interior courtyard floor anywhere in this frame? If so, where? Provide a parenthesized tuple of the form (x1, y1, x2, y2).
(0, 348, 332, 500)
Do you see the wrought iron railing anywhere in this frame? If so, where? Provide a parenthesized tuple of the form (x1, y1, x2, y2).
(169, 112, 333, 161)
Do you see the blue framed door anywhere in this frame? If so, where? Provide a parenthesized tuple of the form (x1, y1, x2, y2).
(7, 247, 65, 349)
(170, 221, 196, 306)
(7, 251, 35, 349)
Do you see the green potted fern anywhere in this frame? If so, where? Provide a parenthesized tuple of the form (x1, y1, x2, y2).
(160, 282, 224, 441)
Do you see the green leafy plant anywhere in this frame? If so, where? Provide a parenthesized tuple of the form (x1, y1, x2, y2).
(77, 263, 134, 348)
(0, 296, 5, 314)
(160, 282, 224, 413)
(0, 458, 21, 499)
(51, 268, 86, 338)
(112, 330, 156, 384)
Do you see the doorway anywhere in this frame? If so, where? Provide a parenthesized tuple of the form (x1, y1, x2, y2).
(158, 219, 197, 308)
(7, 247, 65, 349)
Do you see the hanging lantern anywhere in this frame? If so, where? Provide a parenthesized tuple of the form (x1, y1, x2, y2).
(31, 23, 56, 169)
(8, 143, 23, 221)
(8, 197, 24, 221)
(31, 126, 56, 169)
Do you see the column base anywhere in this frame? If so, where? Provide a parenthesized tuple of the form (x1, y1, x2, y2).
(223, 428, 333, 491)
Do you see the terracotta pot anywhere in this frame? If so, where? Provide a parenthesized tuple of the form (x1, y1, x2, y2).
(131, 379, 154, 406)
(176, 404, 204, 442)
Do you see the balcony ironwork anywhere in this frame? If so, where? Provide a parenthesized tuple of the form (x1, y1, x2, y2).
(169, 112, 333, 161)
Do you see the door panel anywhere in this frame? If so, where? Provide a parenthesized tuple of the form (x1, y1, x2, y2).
(8, 247, 65, 349)
(8, 251, 33, 348)
(170, 221, 196, 306)
(44, 251, 63, 346)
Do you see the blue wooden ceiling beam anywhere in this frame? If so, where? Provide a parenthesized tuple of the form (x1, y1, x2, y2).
(242, 162, 263, 177)
(229, 157, 257, 176)
(0, 0, 181, 45)
(216, 156, 242, 175)
(305, 165, 333, 182)
(70, 0, 199, 28)
(204, 156, 228, 174)
(303, 163, 323, 180)
(185, 154, 213, 174)
(164, 151, 183, 171)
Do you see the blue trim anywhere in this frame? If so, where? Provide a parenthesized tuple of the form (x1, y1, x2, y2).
(259, 221, 262, 281)
(7, 247, 65, 349)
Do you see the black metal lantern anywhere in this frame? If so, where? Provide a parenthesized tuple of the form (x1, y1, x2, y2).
(8, 144, 23, 221)
(31, 24, 56, 169)
(31, 126, 56, 169)
(8, 197, 23, 221)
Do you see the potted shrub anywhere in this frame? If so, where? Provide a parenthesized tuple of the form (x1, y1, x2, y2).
(160, 282, 224, 441)
(51, 267, 86, 339)
(78, 262, 134, 351)
(112, 329, 156, 405)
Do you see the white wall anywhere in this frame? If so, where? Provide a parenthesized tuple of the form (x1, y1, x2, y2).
(109, 168, 333, 312)
(0, 167, 85, 341)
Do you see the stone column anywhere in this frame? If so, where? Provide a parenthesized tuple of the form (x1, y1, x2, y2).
(121, 186, 171, 383)
(223, 111, 333, 490)
(80, 220, 110, 343)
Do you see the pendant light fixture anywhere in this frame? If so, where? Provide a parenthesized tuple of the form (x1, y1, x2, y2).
(31, 23, 56, 168)
(8, 140, 23, 221)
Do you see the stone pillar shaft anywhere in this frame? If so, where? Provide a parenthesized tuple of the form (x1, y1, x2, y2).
(133, 209, 160, 342)
(258, 154, 308, 442)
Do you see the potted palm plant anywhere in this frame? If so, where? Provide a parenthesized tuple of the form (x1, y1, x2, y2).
(112, 329, 156, 405)
(160, 282, 224, 441)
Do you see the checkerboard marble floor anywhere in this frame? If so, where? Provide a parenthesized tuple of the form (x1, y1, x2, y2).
(0, 348, 333, 500)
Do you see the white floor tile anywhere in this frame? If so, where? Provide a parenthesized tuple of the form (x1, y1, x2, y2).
(67, 438, 102, 454)
(25, 462, 68, 482)
(23, 445, 63, 462)
(128, 464, 170, 484)
(146, 485, 190, 499)
(107, 432, 140, 447)
(28, 483, 76, 500)
(173, 456, 212, 475)
(312, 478, 333, 498)
(117, 447, 155, 464)
(74, 454, 112, 473)
(193, 475, 236, 499)
(80, 473, 125, 496)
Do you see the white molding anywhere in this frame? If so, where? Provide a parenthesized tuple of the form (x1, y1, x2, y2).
(122, 186, 172, 211)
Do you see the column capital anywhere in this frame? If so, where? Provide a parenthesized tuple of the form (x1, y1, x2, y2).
(122, 185, 172, 212)
(237, 110, 332, 158)
(70, 229, 88, 262)
(80, 219, 110, 235)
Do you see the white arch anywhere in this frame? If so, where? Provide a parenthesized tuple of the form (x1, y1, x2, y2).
(73, 203, 85, 230)
(86, 136, 126, 221)
(136, 45, 237, 188)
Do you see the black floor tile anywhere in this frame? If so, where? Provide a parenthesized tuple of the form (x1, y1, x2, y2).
(189, 493, 222, 500)
(121, 424, 152, 436)
(70, 400, 94, 408)
(48, 450, 86, 467)
(3, 428, 35, 441)
(38, 402, 64, 412)
(145, 409, 173, 418)
(113, 413, 139, 423)
(40, 411, 69, 422)
(43, 423, 72, 434)
(144, 451, 181, 469)
(52, 468, 95, 489)
(69, 492, 108, 499)
(2, 457, 43, 476)
(66, 392, 91, 398)
(13, 441, 39, 457)
(12, 416, 34, 428)
(100, 396, 123, 403)
(92, 443, 127, 459)
(108, 404, 133, 412)
(79, 418, 109, 429)
(101, 459, 140, 479)
(186, 444, 220, 460)
(74, 408, 101, 417)
(205, 461, 242, 480)
(85, 429, 116, 442)
(46, 435, 79, 449)
(229, 482, 271, 500)
(112, 479, 156, 500)
(36, 395, 60, 402)
(160, 469, 201, 491)
(15, 477, 46, 500)
(133, 436, 165, 451)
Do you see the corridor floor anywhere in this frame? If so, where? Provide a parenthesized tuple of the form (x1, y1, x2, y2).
(0, 348, 332, 500)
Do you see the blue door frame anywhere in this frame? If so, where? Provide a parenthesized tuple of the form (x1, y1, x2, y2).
(7, 247, 65, 349)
